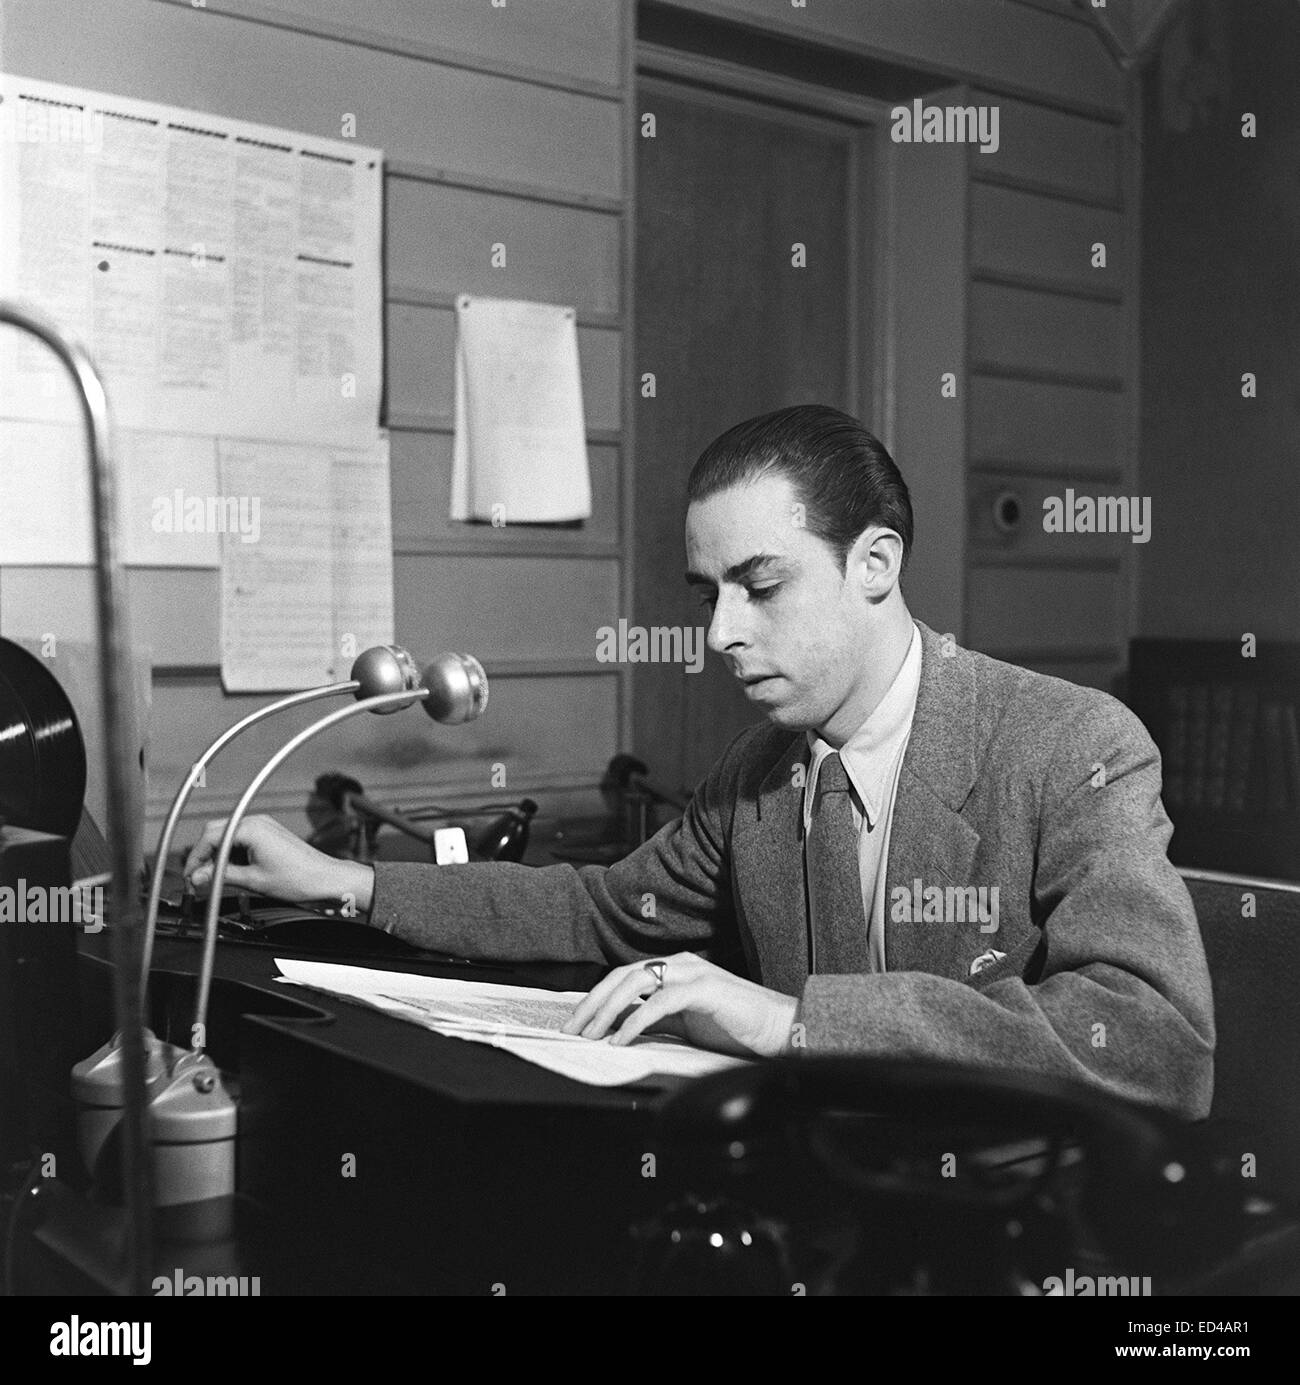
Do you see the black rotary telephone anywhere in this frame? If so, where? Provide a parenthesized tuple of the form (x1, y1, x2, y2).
(631, 1056, 1297, 1295)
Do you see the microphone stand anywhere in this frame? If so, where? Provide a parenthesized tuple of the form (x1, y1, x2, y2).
(143, 686, 352, 965)
(192, 652, 483, 1041)
(141, 645, 420, 989)
(193, 687, 429, 1048)
(0, 300, 151, 1294)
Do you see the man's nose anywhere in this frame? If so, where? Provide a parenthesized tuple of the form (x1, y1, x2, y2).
(706, 590, 749, 654)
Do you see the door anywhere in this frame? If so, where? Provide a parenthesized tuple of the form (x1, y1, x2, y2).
(633, 74, 872, 794)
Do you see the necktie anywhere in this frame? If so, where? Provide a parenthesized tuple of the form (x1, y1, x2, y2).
(805, 751, 873, 975)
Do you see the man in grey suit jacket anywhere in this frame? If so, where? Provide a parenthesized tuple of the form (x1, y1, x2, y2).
(187, 406, 1214, 1119)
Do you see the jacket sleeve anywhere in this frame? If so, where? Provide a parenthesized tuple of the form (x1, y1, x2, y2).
(366, 732, 748, 968)
(797, 699, 1216, 1119)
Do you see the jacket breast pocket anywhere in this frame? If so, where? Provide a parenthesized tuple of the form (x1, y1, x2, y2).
(965, 925, 1046, 991)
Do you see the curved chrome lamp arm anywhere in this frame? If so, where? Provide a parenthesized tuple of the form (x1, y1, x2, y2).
(0, 299, 151, 1294)
(193, 687, 429, 1046)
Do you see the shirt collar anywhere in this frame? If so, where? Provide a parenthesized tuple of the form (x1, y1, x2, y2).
(802, 622, 923, 831)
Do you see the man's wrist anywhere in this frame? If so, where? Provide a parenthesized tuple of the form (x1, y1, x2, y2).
(761, 992, 800, 1057)
(324, 860, 375, 917)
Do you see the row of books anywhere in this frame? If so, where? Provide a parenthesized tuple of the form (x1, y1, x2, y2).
(1161, 682, 1300, 816)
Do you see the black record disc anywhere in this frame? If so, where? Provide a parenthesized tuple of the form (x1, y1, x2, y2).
(0, 637, 87, 840)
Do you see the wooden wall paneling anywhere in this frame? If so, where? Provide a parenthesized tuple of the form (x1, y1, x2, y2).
(968, 374, 1124, 479)
(966, 567, 1121, 656)
(386, 179, 622, 316)
(385, 305, 457, 426)
(970, 93, 1122, 203)
(969, 281, 1125, 384)
(393, 555, 620, 664)
(962, 90, 1134, 682)
(161, 0, 625, 90)
(970, 181, 1124, 298)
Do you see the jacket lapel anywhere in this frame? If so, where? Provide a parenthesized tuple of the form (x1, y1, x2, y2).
(742, 733, 812, 995)
(883, 622, 982, 978)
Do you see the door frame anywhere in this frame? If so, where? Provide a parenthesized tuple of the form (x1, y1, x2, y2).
(637, 41, 895, 447)
(636, 39, 971, 645)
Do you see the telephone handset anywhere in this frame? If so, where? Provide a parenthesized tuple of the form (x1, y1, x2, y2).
(633, 1056, 1283, 1295)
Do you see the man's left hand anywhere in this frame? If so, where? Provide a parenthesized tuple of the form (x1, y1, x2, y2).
(562, 952, 798, 1058)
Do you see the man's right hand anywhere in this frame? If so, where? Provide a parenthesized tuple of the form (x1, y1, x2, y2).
(183, 814, 375, 914)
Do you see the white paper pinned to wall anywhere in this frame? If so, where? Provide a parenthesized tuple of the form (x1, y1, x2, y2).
(451, 296, 591, 524)
(0, 72, 383, 448)
(218, 434, 394, 692)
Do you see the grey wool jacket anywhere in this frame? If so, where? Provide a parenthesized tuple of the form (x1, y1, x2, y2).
(369, 620, 1215, 1119)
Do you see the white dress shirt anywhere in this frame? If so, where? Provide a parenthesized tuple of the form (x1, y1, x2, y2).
(801, 621, 922, 973)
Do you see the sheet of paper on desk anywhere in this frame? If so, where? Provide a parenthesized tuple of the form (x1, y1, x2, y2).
(434, 1028, 750, 1086)
(274, 958, 749, 1087)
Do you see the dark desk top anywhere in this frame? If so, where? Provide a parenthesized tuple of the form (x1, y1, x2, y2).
(78, 927, 684, 1114)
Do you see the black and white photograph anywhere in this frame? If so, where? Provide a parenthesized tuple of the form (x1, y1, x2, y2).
(0, 0, 1296, 1344)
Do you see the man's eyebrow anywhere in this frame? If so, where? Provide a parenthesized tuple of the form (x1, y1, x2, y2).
(684, 554, 786, 587)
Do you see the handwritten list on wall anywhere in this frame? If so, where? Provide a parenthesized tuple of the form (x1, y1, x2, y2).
(0, 73, 392, 690)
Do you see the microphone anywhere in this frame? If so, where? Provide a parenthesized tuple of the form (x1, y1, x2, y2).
(140, 643, 420, 985)
(420, 651, 488, 725)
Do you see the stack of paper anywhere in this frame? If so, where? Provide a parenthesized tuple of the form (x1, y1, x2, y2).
(274, 958, 748, 1087)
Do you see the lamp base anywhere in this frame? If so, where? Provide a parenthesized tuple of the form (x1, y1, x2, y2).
(72, 1036, 238, 1220)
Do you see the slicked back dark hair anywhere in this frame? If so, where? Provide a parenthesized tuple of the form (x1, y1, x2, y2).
(686, 405, 914, 573)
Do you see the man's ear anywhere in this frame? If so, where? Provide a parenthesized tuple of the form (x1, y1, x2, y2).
(848, 525, 904, 596)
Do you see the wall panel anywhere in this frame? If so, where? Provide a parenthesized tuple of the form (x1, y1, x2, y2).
(969, 375, 1124, 478)
(970, 181, 1124, 295)
(394, 556, 620, 664)
(971, 94, 1122, 201)
(966, 568, 1120, 656)
(212, 0, 624, 88)
(387, 180, 622, 315)
(970, 282, 1125, 382)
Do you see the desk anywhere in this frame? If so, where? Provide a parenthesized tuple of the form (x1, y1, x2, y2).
(75, 932, 683, 1294)
(65, 933, 1300, 1296)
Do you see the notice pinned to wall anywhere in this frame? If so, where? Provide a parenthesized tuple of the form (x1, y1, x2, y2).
(0, 72, 384, 447)
(0, 72, 393, 695)
(218, 434, 394, 692)
(451, 295, 591, 524)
